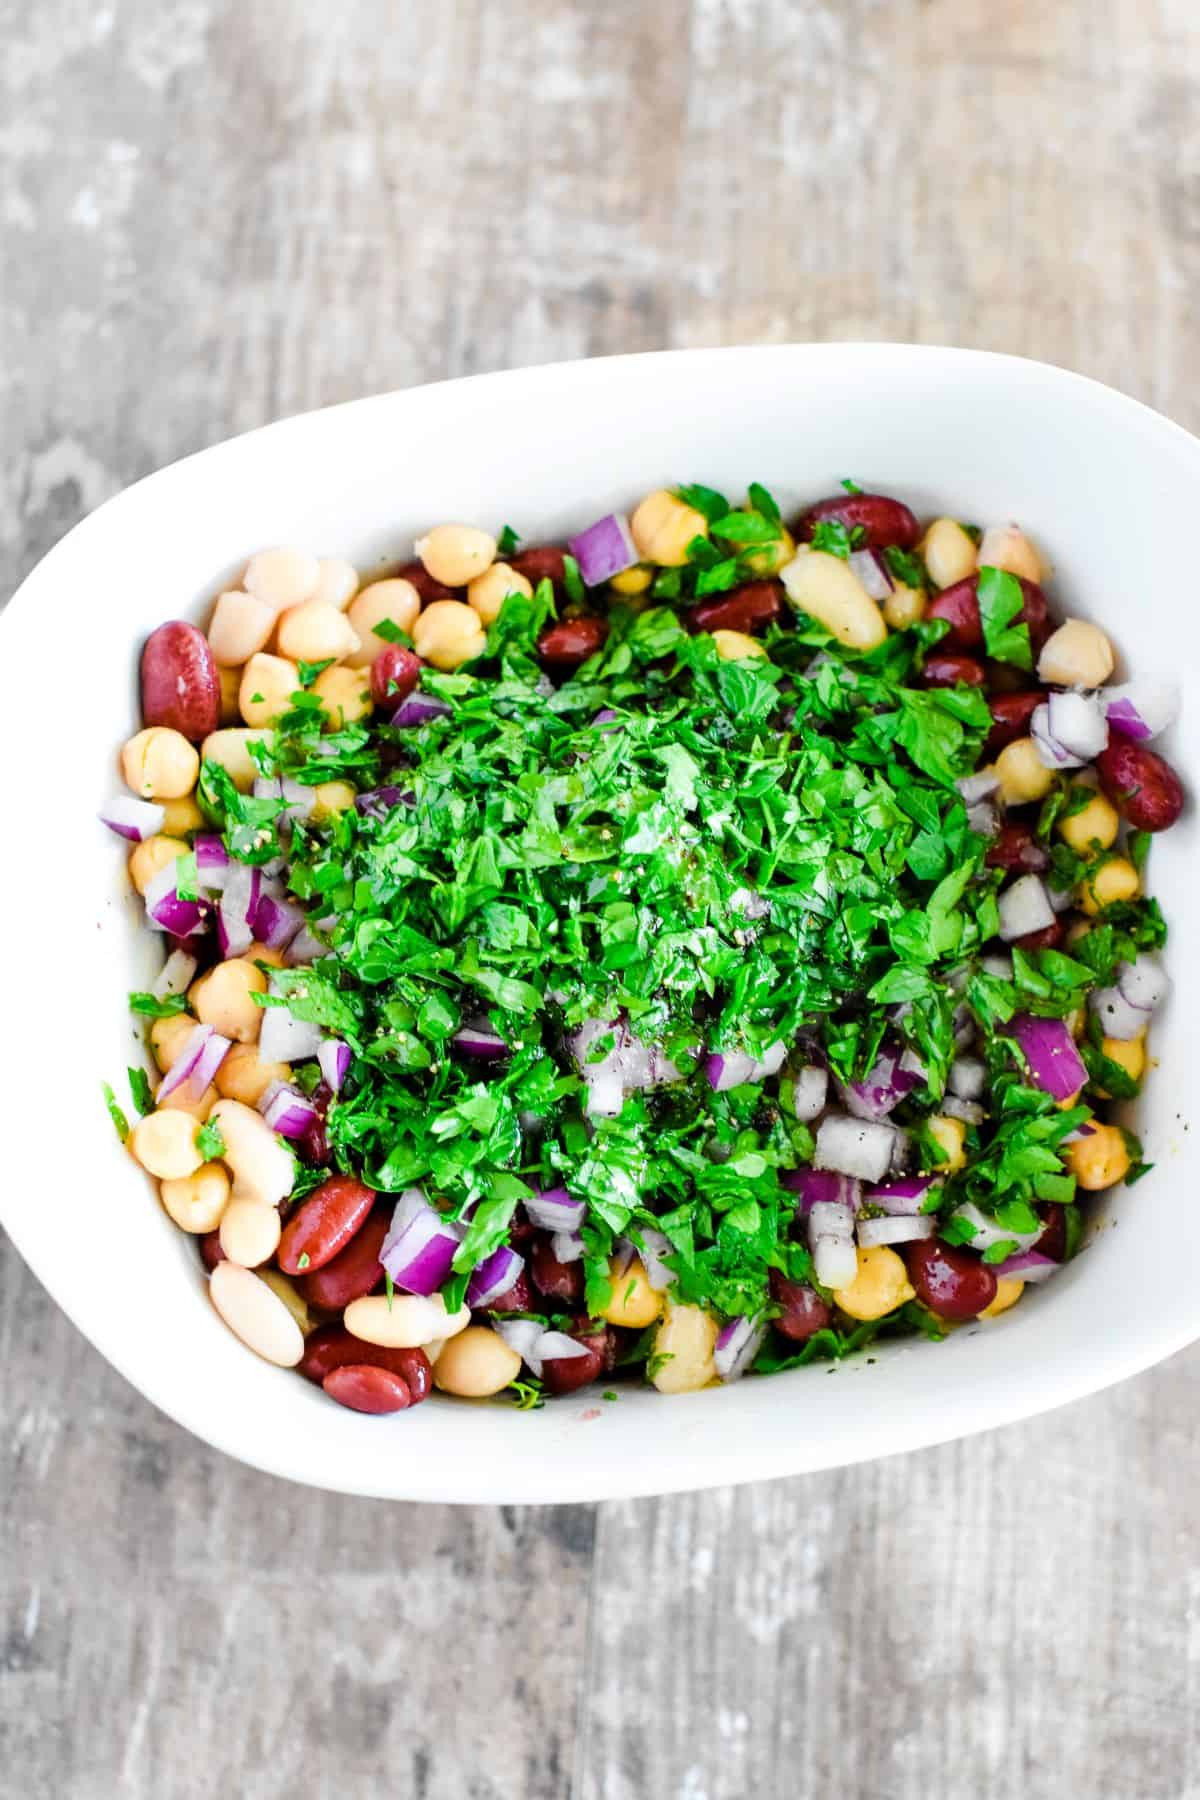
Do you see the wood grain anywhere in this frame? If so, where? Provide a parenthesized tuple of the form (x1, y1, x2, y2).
(5, 1, 1200, 1796)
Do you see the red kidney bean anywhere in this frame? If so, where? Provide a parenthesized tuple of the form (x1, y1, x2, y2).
(1035, 1205, 1068, 1262)
(1096, 740, 1184, 832)
(542, 1328, 615, 1396)
(277, 1175, 376, 1276)
(769, 1270, 832, 1341)
(298, 1326, 433, 1402)
(986, 822, 1050, 873)
(927, 577, 1049, 659)
(298, 1205, 389, 1311)
(536, 616, 609, 670)
(323, 1364, 412, 1414)
(485, 1270, 534, 1314)
(140, 621, 221, 741)
(529, 1235, 584, 1306)
(904, 1239, 997, 1320)
(985, 660, 1029, 696)
(508, 1210, 538, 1247)
(919, 652, 987, 690)
(796, 492, 920, 550)
(690, 580, 784, 636)
(199, 1230, 225, 1272)
(395, 559, 457, 603)
(1013, 920, 1064, 952)
(510, 545, 568, 588)
(984, 691, 1043, 759)
(370, 645, 424, 708)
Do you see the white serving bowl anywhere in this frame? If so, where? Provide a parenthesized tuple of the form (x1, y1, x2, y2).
(1, 344, 1195, 1503)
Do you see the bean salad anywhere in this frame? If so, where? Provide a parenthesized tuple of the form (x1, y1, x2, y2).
(101, 481, 1183, 1415)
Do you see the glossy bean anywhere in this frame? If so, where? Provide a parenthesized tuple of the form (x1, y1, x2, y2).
(1035, 1205, 1068, 1262)
(209, 1261, 304, 1366)
(541, 1329, 614, 1396)
(690, 580, 784, 636)
(140, 620, 222, 741)
(298, 1205, 390, 1310)
(199, 1229, 226, 1271)
(1013, 920, 1065, 951)
(904, 1238, 997, 1320)
(483, 1270, 534, 1314)
(927, 576, 1049, 658)
(370, 645, 424, 707)
(796, 492, 920, 550)
(536, 616, 609, 669)
(919, 652, 986, 689)
(298, 1324, 433, 1400)
(323, 1364, 412, 1414)
(394, 559, 457, 603)
(277, 1174, 376, 1275)
(530, 1235, 584, 1306)
(769, 1270, 833, 1341)
(985, 822, 1049, 873)
(984, 691, 1043, 760)
(1096, 740, 1184, 833)
(510, 545, 568, 588)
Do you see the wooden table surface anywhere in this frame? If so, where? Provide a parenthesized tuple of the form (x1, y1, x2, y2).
(4, 2, 1200, 1795)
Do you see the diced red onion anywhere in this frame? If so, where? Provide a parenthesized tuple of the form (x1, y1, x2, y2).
(841, 1048, 920, 1122)
(101, 794, 165, 842)
(258, 997, 324, 1065)
(705, 1040, 787, 1092)
(635, 1226, 675, 1291)
(815, 1115, 897, 1183)
(1031, 703, 1084, 771)
(317, 1038, 351, 1094)
(1047, 883, 1074, 914)
(466, 1245, 525, 1309)
(1088, 986, 1149, 1041)
(152, 947, 197, 999)
(951, 1201, 1041, 1252)
(714, 1314, 766, 1382)
(942, 1096, 985, 1125)
(253, 775, 318, 821)
(847, 547, 893, 600)
(992, 1249, 1061, 1284)
(857, 1214, 936, 1248)
(535, 1331, 592, 1364)
(144, 860, 207, 937)
(1011, 1014, 1087, 1101)
(956, 771, 1001, 805)
(979, 953, 1013, 979)
(194, 833, 232, 892)
(1050, 689, 1108, 759)
(781, 1168, 861, 1214)
(156, 1024, 232, 1103)
(379, 1194, 464, 1296)
(1101, 681, 1179, 743)
(551, 1230, 584, 1264)
(525, 1187, 587, 1233)
(354, 784, 414, 819)
(567, 513, 639, 587)
(593, 708, 622, 732)
(808, 1199, 858, 1288)
(451, 1018, 509, 1059)
(391, 693, 452, 728)
(1117, 954, 1170, 1012)
(730, 886, 772, 921)
(217, 863, 257, 958)
(949, 1056, 986, 1101)
(791, 1065, 828, 1122)
(252, 877, 305, 951)
(262, 1084, 320, 1139)
(997, 874, 1055, 943)
(494, 1319, 549, 1376)
(286, 925, 327, 966)
(572, 1017, 687, 1115)
(864, 1175, 938, 1215)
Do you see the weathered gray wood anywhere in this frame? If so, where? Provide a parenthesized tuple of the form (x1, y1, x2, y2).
(5, 0, 1200, 1796)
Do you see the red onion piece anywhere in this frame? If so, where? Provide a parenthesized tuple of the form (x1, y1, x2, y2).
(258, 997, 324, 1065)
(847, 547, 894, 601)
(714, 1314, 766, 1382)
(534, 1330, 591, 1363)
(1101, 680, 1178, 743)
(997, 874, 1055, 943)
(956, 771, 1001, 805)
(379, 1195, 463, 1296)
(317, 1038, 351, 1094)
(251, 877, 305, 950)
(551, 1229, 584, 1263)
(567, 513, 639, 587)
(155, 1022, 213, 1102)
(781, 1168, 862, 1215)
(572, 1017, 686, 1114)
(1116, 954, 1170, 1012)
(466, 1244, 525, 1309)
(262, 1084, 320, 1138)
(790, 1065, 828, 1122)
(705, 1040, 786, 1092)
(101, 795, 165, 842)
(390, 693, 452, 728)
(194, 833, 231, 892)
(1011, 1014, 1087, 1101)
(1047, 690, 1108, 760)
(144, 860, 207, 937)
(253, 775, 318, 820)
(217, 863, 257, 958)
(864, 1175, 938, 1215)
(857, 1214, 936, 1248)
(815, 1115, 897, 1183)
(354, 784, 414, 818)
(152, 947, 198, 999)
(451, 1018, 509, 1059)
(525, 1187, 587, 1233)
(948, 1056, 986, 1100)
(634, 1226, 675, 1291)
(1030, 704, 1084, 771)
(1088, 985, 1150, 1042)
(991, 1249, 1060, 1284)
(951, 1201, 1041, 1252)
(840, 1047, 921, 1121)
(808, 1199, 857, 1288)
(286, 925, 327, 966)
(494, 1318, 547, 1375)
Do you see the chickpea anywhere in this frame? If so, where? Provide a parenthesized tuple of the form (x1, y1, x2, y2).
(712, 629, 768, 661)
(412, 600, 487, 671)
(977, 524, 1046, 584)
(343, 1292, 471, 1348)
(650, 1303, 719, 1394)
(207, 1098, 294, 1208)
(433, 1325, 523, 1398)
(1078, 856, 1140, 916)
(466, 562, 534, 626)
(980, 1276, 1025, 1319)
(244, 941, 287, 968)
(159, 793, 204, 835)
(310, 557, 359, 610)
(925, 1115, 967, 1174)
(1037, 619, 1115, 689)
(629, 490, 708, 566)
(415, 524, 497, 589)
(243, 547, 320, 612)
(207, 590, 276, 666)
(276, 600, 361, 665)
(189, 958, 267, 1044)
(598, 1255, 662, 1329)
(159, 1082, 218, 1122)
(239, 652, 301, 728)
(130, 1109, 204, 1180)
(219, 1197, 282, 1269)
(1058, 790, 1119, 855)
(150, 1011, 199, 1071)
(883, 582, 926, 630)
(311, 780, 356, 821)
(313, 663, 373, 727)
(743, 525, 796, 578)
(160, 1163, 230, 1233)
(993, 737, 1055, 806)
(214, 1041, 292, 1107)
(833, 1244, 916, 1322)
(258, 1267, 313, 1336)
(345, 579, 422, 667)
(1099, 1033, 1146, 1089)
(217, 664, 242, 725)
(921, 518, 978, 589)
(1065, 1122, 1132, 1190)
(121, 727, 200, 800)
(780, 547, 887, 651)
(610, 564, 654, 596)
(200, 727, 267, 793)
(128, 833, 188, 896)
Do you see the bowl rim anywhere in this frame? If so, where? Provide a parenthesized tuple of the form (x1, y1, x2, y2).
(3, 339, 1198, 1503)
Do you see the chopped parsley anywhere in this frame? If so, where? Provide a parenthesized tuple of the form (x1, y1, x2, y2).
(196, 1118, 226, 1162)
(102, 1082, 130, 1143)
(128, 991, 191, 1019)
(977, 566, 1032, 670)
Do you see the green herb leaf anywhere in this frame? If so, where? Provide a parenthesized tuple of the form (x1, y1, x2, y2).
(977, 565, 1032, 670)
